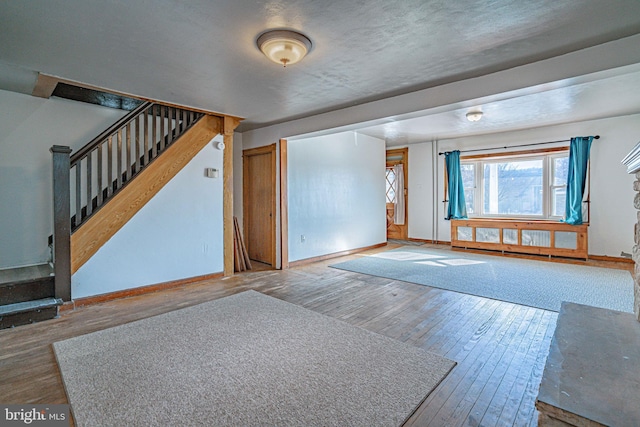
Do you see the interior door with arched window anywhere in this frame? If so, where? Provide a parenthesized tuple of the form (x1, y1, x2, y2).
(385, 148, 408, 240)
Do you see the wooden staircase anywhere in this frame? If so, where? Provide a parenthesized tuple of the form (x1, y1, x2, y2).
(1, 100, 228, 328)
(0, 265, 62, 329)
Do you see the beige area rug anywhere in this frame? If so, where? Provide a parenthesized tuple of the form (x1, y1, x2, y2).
(331, 246, 634, 313)
(54, 291, 455, 426)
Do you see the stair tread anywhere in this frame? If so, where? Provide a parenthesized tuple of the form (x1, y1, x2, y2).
(0, 264, 53, 286)
(0, 298, 63, 316)
(0, 275, 55, 289)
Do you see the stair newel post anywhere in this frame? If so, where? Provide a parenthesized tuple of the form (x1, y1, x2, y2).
(51, 145, 72, 301)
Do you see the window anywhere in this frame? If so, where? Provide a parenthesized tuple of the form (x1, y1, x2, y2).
(551, 156, 569, 217)
(385, 167, 396, 203)
(461, 150, 570, 219)
(460, 163, 475, 214)
(482, 158, 543, 216)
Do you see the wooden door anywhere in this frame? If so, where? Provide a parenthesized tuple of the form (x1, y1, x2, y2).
(243, 144, 276, 266)
(386, 148, 408, 240)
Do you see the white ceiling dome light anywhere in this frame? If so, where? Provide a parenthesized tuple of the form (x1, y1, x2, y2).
(466, 111, 483, 122)
(257, 30, 312, 67)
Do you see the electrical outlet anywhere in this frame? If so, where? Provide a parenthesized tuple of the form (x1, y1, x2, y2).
(301, 235, 306, 243)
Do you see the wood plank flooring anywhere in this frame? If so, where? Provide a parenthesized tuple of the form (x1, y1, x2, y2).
(0, 245, 632, 426)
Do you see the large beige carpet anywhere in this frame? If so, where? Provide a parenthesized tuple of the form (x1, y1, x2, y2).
(54, 290, 455, 426)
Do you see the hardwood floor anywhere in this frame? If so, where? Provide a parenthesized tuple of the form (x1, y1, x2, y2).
(0, 245, 631, 426)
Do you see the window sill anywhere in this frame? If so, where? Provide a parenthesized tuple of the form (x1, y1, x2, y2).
(462, 217, 589, 226)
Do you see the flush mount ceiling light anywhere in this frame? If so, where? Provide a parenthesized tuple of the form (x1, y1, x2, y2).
(466, 111, 483, 122)
(257, 29, 312, 67)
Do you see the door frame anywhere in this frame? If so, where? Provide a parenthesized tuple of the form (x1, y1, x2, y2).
(386, 147, 409, 240)
(243, 143, 277, 267)
(279, 139, 289, 270)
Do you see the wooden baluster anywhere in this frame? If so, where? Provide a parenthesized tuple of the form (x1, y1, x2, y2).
(143, 107, 149, 166)
(174, 107, 178, 138)
(86, 153, 92, 217)
(172, 108, 177, 136)
(152, 105, 157, 159)
(175, 108, 179, 139)
(75, 161, 82, 226)
(107, 135, 113, 197)
(159, 105, 165, 152)
(125, 123, 131, 182)
(97, 142, 103, 208)
(183, 109, 188, 132)
(166, 107, 173, 147)
(173, 108, 178, 136)
(135, 115, 141, 174)
(117, 128, 123, 190)
(175, 108, 179, 137)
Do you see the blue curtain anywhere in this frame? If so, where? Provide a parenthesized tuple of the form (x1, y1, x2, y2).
(564, 136, 594, 225)
(445, 150, 468, 220)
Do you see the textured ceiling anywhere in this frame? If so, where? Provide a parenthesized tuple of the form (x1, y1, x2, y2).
(1, 0, 640, 134)
(358, 64, 640, 145)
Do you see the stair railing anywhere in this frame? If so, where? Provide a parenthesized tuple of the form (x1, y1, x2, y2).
(51, 102, 205, 300)
(69, 103, 203, 230)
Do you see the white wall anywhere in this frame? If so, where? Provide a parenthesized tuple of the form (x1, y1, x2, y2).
(287, 132, 386, 262)
(588, 115, 640, 256)
(407, 142, 435, 240)
(232, 131, 243, 224)
(0, 90, 127, 269)
(71, 137, 224, 298)
(406, 114, 640, 257)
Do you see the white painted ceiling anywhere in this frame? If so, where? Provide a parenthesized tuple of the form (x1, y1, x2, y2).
(359, 64, 640, 145)
(1, 0, 640, 138)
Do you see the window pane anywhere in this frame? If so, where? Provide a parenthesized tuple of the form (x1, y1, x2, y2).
(483, 160, 543, 215)
(461, 163, 475, 214)
(385, 168, 396, 203)
(552, 187, 566, 217)
(553, 157, 569, 186)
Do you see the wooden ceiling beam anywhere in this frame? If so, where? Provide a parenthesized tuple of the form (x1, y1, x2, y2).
(32, 73, 59, 99)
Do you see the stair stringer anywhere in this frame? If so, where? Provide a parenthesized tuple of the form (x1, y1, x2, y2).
(70, 115, 223, 274)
